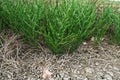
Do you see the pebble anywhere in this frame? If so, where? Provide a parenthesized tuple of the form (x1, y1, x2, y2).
(91, 37, 95, 41)
(83, 42, 87, 45)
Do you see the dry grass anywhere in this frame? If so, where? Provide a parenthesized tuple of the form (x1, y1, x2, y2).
(0, 31, 120, 80)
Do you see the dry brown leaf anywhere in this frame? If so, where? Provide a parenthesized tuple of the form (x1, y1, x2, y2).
(42, 68, 52, 80)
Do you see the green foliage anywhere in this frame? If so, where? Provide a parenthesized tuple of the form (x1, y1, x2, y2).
(110, 9, 120, 45)
(101, 0, 120, 45)
(0, 0, 3, 30)
(1, 0, 45, 42)
(41, 0, 97, 54)
(0, 18, 2, 30)
(1, 0, 120, 54)
(93, 6, 112, 43)
(115, 14, 120, 45)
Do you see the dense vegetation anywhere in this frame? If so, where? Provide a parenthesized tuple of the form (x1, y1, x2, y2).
(0, 0, 120, 54)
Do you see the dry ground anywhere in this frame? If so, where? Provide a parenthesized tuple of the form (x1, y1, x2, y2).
(0, 30, 120, 80)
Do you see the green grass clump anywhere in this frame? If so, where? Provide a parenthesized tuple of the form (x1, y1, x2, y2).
(0, 15, 1, 30)
(1, 0, 120, 54)
(1, 0, 45, 43)
(101, 0, 120, 45)
(110, 9, 120, 44)
(115, 14, 120, 44)
(93, 6, 112, 43)
(41, 0, 97, 54)
(0, 0, 3, 30)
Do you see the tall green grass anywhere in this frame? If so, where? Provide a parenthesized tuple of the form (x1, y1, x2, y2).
(41, 0, 97, 53)
(101, 0, 120, 45)
(0, 0, 3, 30)
(93, 5, 112, 43)
(110, 8, 120, 44)
(1, 0, 45, 43)
(1, 0, 120, 54)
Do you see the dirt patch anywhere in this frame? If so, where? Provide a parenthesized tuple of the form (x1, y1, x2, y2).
(0, 31, 120, 80)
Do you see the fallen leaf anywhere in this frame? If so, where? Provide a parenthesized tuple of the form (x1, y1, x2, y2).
(43, 68, 52, 80)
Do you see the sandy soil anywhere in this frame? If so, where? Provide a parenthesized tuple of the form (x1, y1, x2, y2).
(0, 31, 120, 80)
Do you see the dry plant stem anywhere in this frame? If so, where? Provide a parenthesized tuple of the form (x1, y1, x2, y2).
(0, 31, 120, 79)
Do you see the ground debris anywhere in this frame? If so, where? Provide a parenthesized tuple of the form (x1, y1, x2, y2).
(0, 32, 120, 80)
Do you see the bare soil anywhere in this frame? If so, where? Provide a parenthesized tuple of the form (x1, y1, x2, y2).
(0, 30, 120, 80)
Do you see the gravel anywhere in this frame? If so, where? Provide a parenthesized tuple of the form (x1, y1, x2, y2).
(0, 31, 120, 80)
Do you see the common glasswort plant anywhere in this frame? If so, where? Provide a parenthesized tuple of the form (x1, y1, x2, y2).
(0, 0, 3, 30)
(1, 0, 45, 43)
(41, 0, 97, 54)
(110, 9, 120, 44)
(93, 5, 112, 43)
(114, 14, 120, 44)
(1, 0, 120, 54)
